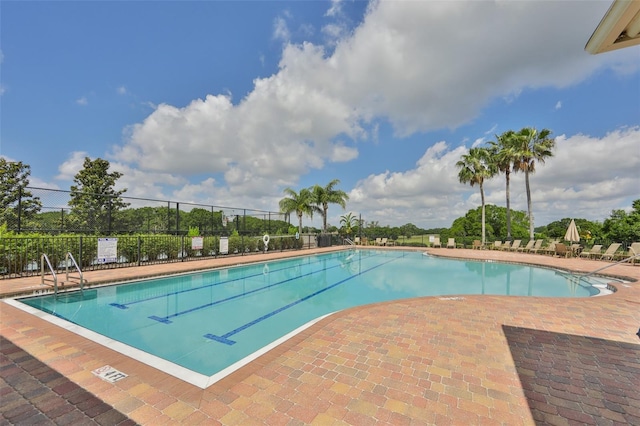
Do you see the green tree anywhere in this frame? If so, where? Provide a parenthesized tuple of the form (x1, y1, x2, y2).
(513, 127, 555, 239)
(339, 212, 358, 237)
(0, 159, 42, 230)
(312, 179, 349, 233)
(602, 199, 640, 243)
(488, 130, 519, 241)
(68, 157, 129, 234)
(279, 187, 319, 237)
(456, 147, 497, 245)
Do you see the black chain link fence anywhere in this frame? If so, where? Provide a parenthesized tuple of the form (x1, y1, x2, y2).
(5, 187, 288, 235)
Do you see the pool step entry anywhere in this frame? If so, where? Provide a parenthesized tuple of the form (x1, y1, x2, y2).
(40, 252, 86, 297)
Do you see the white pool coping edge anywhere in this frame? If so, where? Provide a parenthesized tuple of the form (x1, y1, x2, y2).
(4, 298, 333, 389)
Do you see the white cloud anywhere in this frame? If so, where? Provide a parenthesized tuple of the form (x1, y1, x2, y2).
(106, 0, 638, 228)
(55, 151, 89, 181)
(555, 101, 562, 110)
(117, 86, 127, 95)
(76, 97, 88, 106)
(273, 16, 290, 42)
(325, 0, 343, 18)
(343, 127, 640, 229)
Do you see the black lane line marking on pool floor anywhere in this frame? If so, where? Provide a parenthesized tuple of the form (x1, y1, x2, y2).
(109, 252, 362, 310)
(203, 254, 404, 345)
(147, 252, 392, 324)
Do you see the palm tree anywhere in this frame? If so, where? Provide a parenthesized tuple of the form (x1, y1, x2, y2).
(456, 147, 497, 245)
(279, 187, 319, 236)
(339, 212, 358, 237)
(488, 130, 519, 241)
(513, 127, 555, 239)
(312, 179, 349, 232)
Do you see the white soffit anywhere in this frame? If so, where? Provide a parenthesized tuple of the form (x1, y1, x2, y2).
(586, 0, 640, 54)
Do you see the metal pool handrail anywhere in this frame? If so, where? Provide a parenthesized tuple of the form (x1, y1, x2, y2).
(65, 252, 85, 291)
(40, 253, 58, 295)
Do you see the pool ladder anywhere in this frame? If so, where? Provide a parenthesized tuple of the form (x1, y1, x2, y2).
(557, 252, 640, 290)
(40, 252, 86, 296)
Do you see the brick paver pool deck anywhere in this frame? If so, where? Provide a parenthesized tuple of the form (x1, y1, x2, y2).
(1, 247, 639, 425)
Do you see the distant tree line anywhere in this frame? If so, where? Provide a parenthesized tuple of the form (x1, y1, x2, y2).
(2, 157, 638, 244)
(0, 157, 287, 236)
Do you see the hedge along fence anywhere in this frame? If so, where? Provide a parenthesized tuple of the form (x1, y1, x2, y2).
(0, 233, 304, 279)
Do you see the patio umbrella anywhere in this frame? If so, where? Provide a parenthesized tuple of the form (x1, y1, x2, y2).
(564, 219, 580, 244)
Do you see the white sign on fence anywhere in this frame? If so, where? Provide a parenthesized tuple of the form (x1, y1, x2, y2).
(191, 236, 203, 250)
(219, 237, 229, 255)
(97, 238, 118, 264)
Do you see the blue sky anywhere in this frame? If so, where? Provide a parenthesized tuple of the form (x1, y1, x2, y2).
(1, 0, 639, 230)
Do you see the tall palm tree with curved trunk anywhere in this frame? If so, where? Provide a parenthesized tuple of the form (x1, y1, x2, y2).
(488, 130, 519, 241)
(456, 147, 497, 245)
(312, 179, 349, 232)
(513, 127, 556, 239)
(279, 187, 319, 237)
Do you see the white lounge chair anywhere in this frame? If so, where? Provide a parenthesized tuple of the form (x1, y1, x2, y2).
(579, 244, 602, 259)
(528, 239, 544, 254)
(599, 243, 621, 261)
(433, 237, 442, 248)
(500, 241, 512, 251)
(508, 240, 522, 251)
(518, 240, 535, 252)
(627, 242, 640, 264)
(447, 238, 456, 249)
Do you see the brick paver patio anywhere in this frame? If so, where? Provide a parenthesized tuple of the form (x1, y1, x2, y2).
(1, 247, 639, 425)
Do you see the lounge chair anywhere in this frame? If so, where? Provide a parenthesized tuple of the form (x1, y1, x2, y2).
(433, 237, 442, 248)
(569, 244, 581, 256)
(528, 239, 544, 254)
(518, 240, 535, 252)
(599, 243, 621, 261)
(447, 238, 456, 249)
(375, 237, 382, 246)
(555, 243, 569, 258)
(491, 241, 502, 250)
(579, 244, 602, 259)
(354, 237, 360, 245)
(380, 237, 388, 246)
(627, 242, 640, 264)
(508, 240, 522, 251)
(472, 240, 482, 250)
(542, 241, 558, 256)
(500, 241, 512, 251)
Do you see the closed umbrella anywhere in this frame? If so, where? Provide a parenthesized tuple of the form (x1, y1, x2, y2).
(564, 219, 580, 244)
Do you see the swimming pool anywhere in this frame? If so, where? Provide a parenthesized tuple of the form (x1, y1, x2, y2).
(14, 249, 609, 388)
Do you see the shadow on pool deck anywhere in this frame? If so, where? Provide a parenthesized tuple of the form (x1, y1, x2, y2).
(1, 335, 138, 425)
(503, 325, 640, 424)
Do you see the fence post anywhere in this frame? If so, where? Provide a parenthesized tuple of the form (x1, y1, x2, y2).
(137, 236, 141, 266)
(167, 201, 170, 234)
(176, 203, 180, 236)
(79, 236, 83, 270)
(107, 198, 112, 236)
(17, 186, 22, 233)
(181, 235, 185, 262)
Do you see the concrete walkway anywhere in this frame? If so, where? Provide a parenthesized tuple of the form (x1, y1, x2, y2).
(1, 247, 639, 425)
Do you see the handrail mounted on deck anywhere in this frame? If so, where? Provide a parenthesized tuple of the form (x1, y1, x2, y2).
(40, 254, 58, 295)
(65, 252, 85, 291)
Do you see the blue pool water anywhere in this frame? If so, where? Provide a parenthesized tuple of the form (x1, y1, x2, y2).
(19, 249, 604, 382)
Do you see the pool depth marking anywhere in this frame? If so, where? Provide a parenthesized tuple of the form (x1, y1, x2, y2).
(109, 252, 355, 310)
(204, 254, 403, 345)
